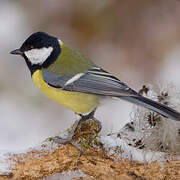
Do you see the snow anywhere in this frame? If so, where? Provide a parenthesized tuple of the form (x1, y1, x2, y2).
(43, 170, 89, 180)
(0, 151, 12, 176)
(100, 136, 166, 163)
(0, 141, 59, 175)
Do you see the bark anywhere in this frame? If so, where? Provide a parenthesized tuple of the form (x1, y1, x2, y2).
(0, 144, 179, 180)
(0, 119, 179, 179)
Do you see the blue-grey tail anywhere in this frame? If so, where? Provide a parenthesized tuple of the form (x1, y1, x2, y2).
(120, 95, 180, 121)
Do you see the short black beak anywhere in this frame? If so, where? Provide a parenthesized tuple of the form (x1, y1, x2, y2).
(10, 49, 23, 55)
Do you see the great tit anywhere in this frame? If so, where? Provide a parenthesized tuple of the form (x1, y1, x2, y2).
(10, 32, 180, 147)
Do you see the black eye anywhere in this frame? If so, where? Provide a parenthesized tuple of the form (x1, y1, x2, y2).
(30, 45, 34, 49)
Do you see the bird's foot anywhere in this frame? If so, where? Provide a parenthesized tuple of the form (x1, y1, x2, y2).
(46, 119, 83, 155)
(46, 111, 102, 155)
(47, 136, 83, 155)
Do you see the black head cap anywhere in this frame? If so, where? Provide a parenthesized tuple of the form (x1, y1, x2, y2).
(11, 32, 61, 75)
(20, 32, 57, 52)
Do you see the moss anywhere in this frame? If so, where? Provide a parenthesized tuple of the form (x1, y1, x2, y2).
(73, 118, 101, 149)
(45, 117, 103, 151)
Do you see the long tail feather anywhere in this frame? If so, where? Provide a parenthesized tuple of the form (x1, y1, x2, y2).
(120, 95, 180, 121)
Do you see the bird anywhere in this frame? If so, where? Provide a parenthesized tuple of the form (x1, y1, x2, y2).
(10, 32, 180, 151)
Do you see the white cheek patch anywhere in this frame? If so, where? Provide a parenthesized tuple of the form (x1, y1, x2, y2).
(24, 47, 53, 65)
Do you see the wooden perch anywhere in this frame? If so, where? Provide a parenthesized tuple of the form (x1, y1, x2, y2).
(0, 144, 179, 180)
(0, 119, 179, 179)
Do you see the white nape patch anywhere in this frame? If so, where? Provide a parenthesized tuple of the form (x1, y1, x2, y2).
(92, 67, 101, 70)
(24, 47, 53, 65)
(58, 39, 64, 46)
(64, 73, 84, 86)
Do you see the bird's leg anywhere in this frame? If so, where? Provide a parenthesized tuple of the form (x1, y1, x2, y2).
(46, 118, 83, 155)
(77, 109, 102, 133)
(47, 109, 102, 155)
(47, 121, 83, 154)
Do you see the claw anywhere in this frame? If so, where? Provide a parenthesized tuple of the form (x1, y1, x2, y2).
(44, 110, 101, 156)
(49, 136, 83, 155)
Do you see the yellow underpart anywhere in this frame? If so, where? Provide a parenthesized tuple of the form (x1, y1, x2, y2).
(32, 70, 99, 114)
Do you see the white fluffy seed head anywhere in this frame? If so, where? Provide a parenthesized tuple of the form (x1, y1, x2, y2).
(24, 47, 53, 65)
(119, 84, 180, 153)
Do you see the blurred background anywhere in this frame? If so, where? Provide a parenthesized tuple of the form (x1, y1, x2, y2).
(1, 0, 180, 151)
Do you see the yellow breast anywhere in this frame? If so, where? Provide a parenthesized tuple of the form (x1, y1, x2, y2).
(32, 70, 99, 114)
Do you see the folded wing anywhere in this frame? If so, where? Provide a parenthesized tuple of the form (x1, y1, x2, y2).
(42, 67, 138, 97)
(42, 67, 180, 121)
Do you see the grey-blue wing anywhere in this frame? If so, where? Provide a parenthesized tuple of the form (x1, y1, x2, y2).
(42, 68, 180, 121)
(42, 68, 138, 97)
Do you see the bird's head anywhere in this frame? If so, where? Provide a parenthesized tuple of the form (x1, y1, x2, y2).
(11, 32, 61, 74)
